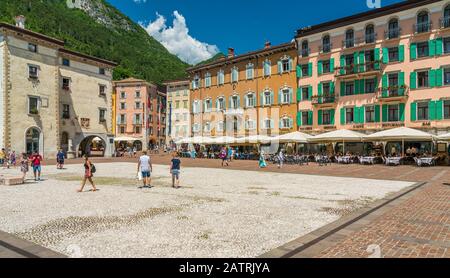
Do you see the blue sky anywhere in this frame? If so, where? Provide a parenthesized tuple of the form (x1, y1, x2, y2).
(108, 0, 403, 64)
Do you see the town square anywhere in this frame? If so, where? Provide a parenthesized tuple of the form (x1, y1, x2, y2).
(0, 0, 450, 266)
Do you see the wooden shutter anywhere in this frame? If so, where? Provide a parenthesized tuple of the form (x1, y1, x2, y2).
(318, 60, 323, 75)
(436, 68, 443, 87)
(410, 102, 417, 121)
(429, 101, 436, 121)
(382, 74, 388, 97)
(410, 43, 417, 60)
(429, 40, 436, 57)
(429, 69, 436, 88)
(308, 63, 313, 77)
(297, 111, 302, 126)
(359, 51, 365, 72)
(340, 81, 345, 97)
(382, 48, 389, 64)
(382, 104, 388, 122)
(340, 55, 345, 75)
(410, 72, 417, 90)
(308, 85, 313, 100)
(330, 58, 335, 72)
(435, 100, 444, 120)
(399, 103, 405, 122)
(318, 110, 323, 125)
(398, 72, 405, 95)
(399, 45, 405, 62)
(340, 108, 345, 125)
(296, 65, 302, 78)
(436, 38, 443, 56)
(318, 83, 323, 96)
(374, 48, 380, 70)
(297, 88, 302, 102)
(308, 111, 313, 125)
(375, 105, 381, 122)
(330, 109, 335, 125)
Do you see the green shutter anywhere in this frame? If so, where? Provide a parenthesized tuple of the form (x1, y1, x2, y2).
(382, 74, 388, 97)
(436, 68, 443, 87)
(382, 104, 388, 122)
(297, 111, 302, 126)
(359, 79, 365, 94)
(318, 60, 323, 75)
(374, 48, 380, 70)
(296, 65, 302, 78)
(318, 83, 323, 96)
(375, 105, 381, 122)
(360, 106, 365, 123)
(330, 58, 335, 72)
(382, 48, 389, 64)
(308, 63, 313, 77)
(318, 110, 323, 125)
(410, 71, 417, 90)
(354, 106, 360, 124)
(429, 101, 436, 120)
(429, 40, 436, 57)
(399, 45, 405, 62)
(399, 103, 405, 122)
(354, 80, 360, 95)
(410, 102, 417, 121)
(330, 109, 335, 125)
(410, 43, 417, 60)
(398, 72, 405, 95)
(330, 82, 335, 94)
(436, 38, 443, 56)
(297, 88, 302, 102)
(308, 111, 313, 125)
(340, 107, 345, 125)
(340, 81, 345, 97)
(359, 51, 365, 72)
(340, 55, 345, 75)
(308, 85, 313, 100)
(353, 52, 359, 73)
(429, 69, 436, 88)
(435, 100, 443, 120)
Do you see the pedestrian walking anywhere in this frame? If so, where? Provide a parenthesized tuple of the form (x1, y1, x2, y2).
(137, 150, 152, 189)
(77, 155, 97, 192)
(220, 147, 228, 167)
(30, 151, 43, 181)
(277, 149, 285, 169)
(0, 148, 5, 168)
(227, 147, 233, 163)
(259, 151, 267, 168)
(20, 153, 29, 180)
(56, 149, 65, 169)
(170, 152, 181, 189)
(133, 146, 137, 157)
(9, 151, 16, 167)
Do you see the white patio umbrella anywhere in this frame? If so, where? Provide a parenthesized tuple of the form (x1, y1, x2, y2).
(114, 136, 141, 142)
(438, 132, 450, 141)
(236, 135, 273, 144)
(364, 127, 435, 155)
(310, 129, 365, 154)
(275, 131, 313, 143)
(212, 136, 237, 145)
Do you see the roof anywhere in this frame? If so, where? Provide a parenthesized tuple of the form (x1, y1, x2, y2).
(0, 22, 65, 46)
(162, 79, 190, 85)
(187, 42, 296, 72)
(59, 48, 117, 67)
(295, 0, 442, 38)
(113, 77, 156, 88)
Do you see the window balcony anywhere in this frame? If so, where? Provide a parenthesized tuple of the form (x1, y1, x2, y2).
(301, 48, 310, 57)
(384, 28, 401, 40)
(342, 39, 355, 49)
(377, 85, 409, 100)
(364, 33, 377, 44)
(311, 95, 338, 106)
(335, 64, 358, 77)
(414, 21, 432, 34)
(440, 17, 450, 29)
(318, 43, 332, 53)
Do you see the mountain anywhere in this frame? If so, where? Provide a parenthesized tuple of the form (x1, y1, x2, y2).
(0, 0, 189, 84)
(195, 52, 226, 66)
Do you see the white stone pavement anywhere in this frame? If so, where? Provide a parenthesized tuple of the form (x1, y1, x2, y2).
(0, 163, 413, 258)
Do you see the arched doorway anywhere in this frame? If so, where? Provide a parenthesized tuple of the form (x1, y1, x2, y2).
(25, 127, 41, 155)
(61, 132, 69, 153)
(132, 140, 143, 151)
(78, 136, 106, 157)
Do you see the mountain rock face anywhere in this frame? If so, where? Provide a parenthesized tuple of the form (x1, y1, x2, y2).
(0, 0, 189, 84)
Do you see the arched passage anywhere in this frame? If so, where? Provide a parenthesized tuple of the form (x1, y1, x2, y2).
(78, 136, 106, 157)
(25, 127, 42, 155)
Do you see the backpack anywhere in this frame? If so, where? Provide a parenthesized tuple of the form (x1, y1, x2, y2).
(90, 163, 96, 173)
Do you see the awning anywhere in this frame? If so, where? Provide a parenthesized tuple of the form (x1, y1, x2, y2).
(364, 127, 435, 141)
(236, 135, 274, 144)
(309, 130, 365, 142)
(114, 137, 142, 142)
(275, 131, 313, 143)
(438, 132, 450, 141)
(211, 136, 237, 144)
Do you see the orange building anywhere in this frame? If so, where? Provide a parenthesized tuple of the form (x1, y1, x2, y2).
(187, 42, 298, 139)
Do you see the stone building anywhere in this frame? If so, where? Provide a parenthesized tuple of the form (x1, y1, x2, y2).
(0, 17, 116, 158)
(163, 79, 190, 144)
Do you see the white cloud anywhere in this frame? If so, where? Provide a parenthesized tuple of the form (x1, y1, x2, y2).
(133, 0, 147, 3)
(141, 11, 219, 65)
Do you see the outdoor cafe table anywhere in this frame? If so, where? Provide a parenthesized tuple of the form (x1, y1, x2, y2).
(336, 156, 352, 164)
(417, 157, 434, 166)
(385, 157, 402, 165)
(360, 156, 377, 165)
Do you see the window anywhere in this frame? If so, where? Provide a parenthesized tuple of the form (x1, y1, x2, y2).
(365, 24, 375, 43)
(28, 96, 39, 115)
(417, 102, 429, 120)
(280, 117, 292, 129)
(263, 91, 272, 106)
(444, 100, 450, 119)
(444, 6, 450, 28)
(322, 35, 331, 53)
(388, 73, 399, 95)
(99, 85, 106, 96)
(120, 126, 125, 134)
(301, 87, 309, 100)
(263, 118, 273, 129)
(263, 60, 271, 76)
(120, 92, 126, 99)
(99, 109, 106, 122)
(322, 110, 332, 125)
(99, 68, 105, 75)
(444, 68, 450, 85)
(281, 89, 291, 104)
(148, 115, 153, 123)
(133, 114, 141, 125)
(365, 106, 375, 123)
(388, 47, 399, 62)
(204, 99, 212, 112)
(232, 118, 239, 132)
(301, 64, 309, 77)
(231, 67, 239, 83)
(388, 19, 400, 39)
(345, 82, 355, 96)
(62, 78, 70, 90)
(203, 122, 211, 133)
(192, 100, 201, 114)
(175, 101, 180, 109)
(217, 121, 225, 132)
(149, 126, 154, 135)
(416, 11, 430, 33)
(120, 102, 126, 110)
(444, 37, 450, 54)
(183, 100, 188, 109)
(322, 60, 331, 74)
(205, 72, 211, 87)
(365, 78, 376, 93)
(28, 43, 37, 53)
(119, 114, 126, 124)
(135, 102, 141, 109)
(246, 93, 255, 108)
(135, 91, 141, 98)
(62, 104, 70, 119)
(345, 29, 354, 48)
(217, 70, 225, 85)
(322, 82, 331, 96)
(231, 95, 239, 109)
(364, 50, 375, 70)
(281, 58, 291, 72)
(301, 40, 309, 57)
(246, 64, 254, 80)
(192, 75, 200, 89)
(62, 58, 70, 67)
(245, 119, 256, 130)
(135, 126, 141, 134)
(302, 112, 310, 126)
(388, 104, 399, 122)
(29, 65, 38, 79)
(417, 41, 429, 58)
(417, 71, 429, 88)
(184, 89, 188, 96)
(346, 107, 354, 124)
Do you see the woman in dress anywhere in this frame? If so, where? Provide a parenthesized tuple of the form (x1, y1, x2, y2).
(259, 151, 267, 168)
(20, 153, 29, 180)
(77, 155, 97, 192)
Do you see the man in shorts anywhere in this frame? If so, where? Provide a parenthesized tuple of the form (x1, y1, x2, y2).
(137, 150, 152, 188)
(170, 152, 181, 188)
(30, 151, 43, 181)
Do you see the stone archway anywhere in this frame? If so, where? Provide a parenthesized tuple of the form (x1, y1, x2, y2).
(78, 135, 106, 157)
(25, 127, 43, 155)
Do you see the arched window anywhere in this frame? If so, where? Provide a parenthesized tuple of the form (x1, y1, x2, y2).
(365, 24, 375, 43)
(25, 128, 40, 155)
(204, 72, 211, 87)
(217, 70, 225, 85)
(301, 40, 309, 57)
(387, 18, 399, 39)
(417, 11, 430, 33)
(345, 29, 354, 48)
(246, 63, 254, 80)
(443, 5, 450, 28)
(231, 67, 239, 83)
(322, 35, 331, 53)
(263, 59, 271, 77)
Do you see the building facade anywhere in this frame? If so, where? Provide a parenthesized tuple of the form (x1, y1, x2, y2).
(187, 42, 298, 139)
(295, 0, 450, 136)
(0, 19, 116, 158)
(164, 79, 190, 144)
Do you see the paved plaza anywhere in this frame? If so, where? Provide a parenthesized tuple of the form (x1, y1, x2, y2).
(0, 160, 413, 258)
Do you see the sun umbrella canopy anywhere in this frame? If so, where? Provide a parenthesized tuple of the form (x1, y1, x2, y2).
(310, 130, 365, 142)
(438, 132, 450, 141)
(236, 135, 274, 144)
(212, 136, 237, 144)
(114, 137, 141, 142)
(364, 127, 435, 141)
(275, 132, 313, 143)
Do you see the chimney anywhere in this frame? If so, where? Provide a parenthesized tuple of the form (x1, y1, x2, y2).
(264, 41, 271, 49)
(15, 15, 26, 29)
(228, 48, 235, 58)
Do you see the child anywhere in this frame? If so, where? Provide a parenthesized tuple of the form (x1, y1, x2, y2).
(20, 153, 29, 180)
(170, 152, 181, 189)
